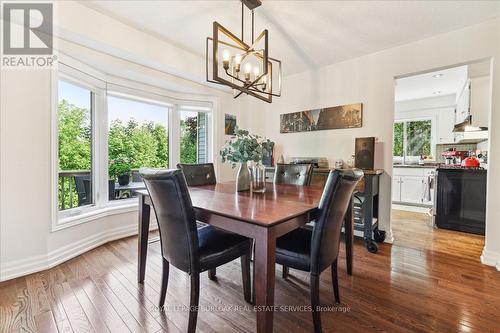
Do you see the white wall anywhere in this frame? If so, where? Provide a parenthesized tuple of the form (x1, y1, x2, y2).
(262, 18, 500, 262)
(0, 1, 253, 281)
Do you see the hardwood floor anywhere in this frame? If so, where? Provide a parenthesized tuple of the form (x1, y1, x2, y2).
(1, 213, 499, 333)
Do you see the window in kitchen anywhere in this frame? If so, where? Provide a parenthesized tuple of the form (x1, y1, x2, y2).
(393, 119, 432, 162)
(57, 79, 95, 212)
(107, 94, 170, 201)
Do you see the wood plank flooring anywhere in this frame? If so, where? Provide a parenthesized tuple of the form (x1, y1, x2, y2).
(1, 211, 499, 332)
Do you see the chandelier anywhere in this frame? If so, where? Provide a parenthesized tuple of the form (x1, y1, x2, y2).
(206, 0, 282, 103)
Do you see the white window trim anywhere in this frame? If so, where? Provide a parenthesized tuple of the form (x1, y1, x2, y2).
(393, 116, 436, 162)
(52, 61, 219, 232)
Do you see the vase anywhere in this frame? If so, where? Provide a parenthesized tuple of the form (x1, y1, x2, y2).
(250, 163, 266, 193)
(236, 162, 251, 192)
(118, 174, 130, 186)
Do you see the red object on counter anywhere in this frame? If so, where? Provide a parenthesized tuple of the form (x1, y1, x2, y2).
(462, 156, 480, 168)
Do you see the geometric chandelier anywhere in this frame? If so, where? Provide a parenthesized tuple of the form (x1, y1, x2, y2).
(206, 0, 282, 103)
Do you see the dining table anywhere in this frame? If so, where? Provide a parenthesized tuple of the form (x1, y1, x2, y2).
(136, 181, 354, 333)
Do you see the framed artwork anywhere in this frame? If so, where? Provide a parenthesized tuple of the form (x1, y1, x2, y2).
(280, 103, 363, 133)
(225, 114, 237, 135)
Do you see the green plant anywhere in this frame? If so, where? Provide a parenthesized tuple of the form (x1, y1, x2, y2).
(219, 127, 274, 168)
(109, 157, 132, 179)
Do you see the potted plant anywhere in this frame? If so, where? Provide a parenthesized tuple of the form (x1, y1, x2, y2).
(220, 127, 274, 192)
(110, 157, 132, 186)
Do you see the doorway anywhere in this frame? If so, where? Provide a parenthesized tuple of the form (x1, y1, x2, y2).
(392, 60, 491, 249)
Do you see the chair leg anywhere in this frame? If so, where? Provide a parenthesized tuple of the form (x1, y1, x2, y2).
(159, 257, 169, 307)
(310, 274, 322, 333)
(208, 268, 216, 280)
(331, 259, 340, 304)
(188, 273, 200, 333)
(241, 250, 251, 303)
(282, 265, 289, 279)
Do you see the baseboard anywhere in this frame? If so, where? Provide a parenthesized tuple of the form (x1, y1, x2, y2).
(480, 247, 500, 271)
(1, 223, 158, 282)
(392, 204, 432, 214)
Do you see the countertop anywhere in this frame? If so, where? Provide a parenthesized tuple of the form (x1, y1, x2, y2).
(393, 164, 439, 169)
(436, 167, 487, 173)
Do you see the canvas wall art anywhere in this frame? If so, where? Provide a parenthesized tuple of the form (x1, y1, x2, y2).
(280, 103, 363, 133)
(225, 114, 237, 135)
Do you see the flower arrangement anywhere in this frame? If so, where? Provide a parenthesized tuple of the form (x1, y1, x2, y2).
(219, 127, 274, 168)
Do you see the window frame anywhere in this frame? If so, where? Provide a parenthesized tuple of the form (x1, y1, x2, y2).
(105, 90, 173, 206)
(52, 65, 216, 231)
(55, 73, 105, 223)
(393, 116, 435, 163)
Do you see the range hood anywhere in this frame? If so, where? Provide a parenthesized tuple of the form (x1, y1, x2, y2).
(453, 115, 488, 133)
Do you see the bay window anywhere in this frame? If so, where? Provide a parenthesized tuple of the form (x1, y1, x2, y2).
(107, 94, 170, 201)
(55, 69, 213, 226)
(57, 79, 96, 212)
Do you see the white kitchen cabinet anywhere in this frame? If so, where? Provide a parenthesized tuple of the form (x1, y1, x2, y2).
(393, 167, 435, 206)
(437, 107, 456, 144)
(392, 177, 401, 202)
(400, 176, 425, 204)
(470, 76, 490, 128)
(456, 80, 470, 124)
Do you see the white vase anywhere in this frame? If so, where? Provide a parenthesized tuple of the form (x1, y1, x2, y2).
(236, 162, 251, 192)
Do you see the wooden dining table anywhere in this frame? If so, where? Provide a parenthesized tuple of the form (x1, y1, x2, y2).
(136, 182, 354, 333)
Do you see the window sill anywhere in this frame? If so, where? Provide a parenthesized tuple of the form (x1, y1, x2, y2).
(53, 201, 139, 232)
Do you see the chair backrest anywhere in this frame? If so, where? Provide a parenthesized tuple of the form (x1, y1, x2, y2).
(310, 169, 363, 274)
(131, 171, 143, 182)
(274, 163, 314, 186)
(74, 175, 92, 206)
(177, 163, 216, 186)
(140, 168, 200, 273)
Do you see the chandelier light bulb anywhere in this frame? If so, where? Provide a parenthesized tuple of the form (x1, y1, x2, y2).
(244, 63, 252, 74)
(222, 49, 230, 70)
(235, 54, 242, 64)
(253, 66, 260, 77)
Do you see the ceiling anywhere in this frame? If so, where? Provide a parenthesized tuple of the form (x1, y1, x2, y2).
(87, 1, 500, 76)
(395, 66, 468, 102)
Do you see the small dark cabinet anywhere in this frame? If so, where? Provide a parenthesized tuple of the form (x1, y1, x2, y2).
(435, 169, 486, 235)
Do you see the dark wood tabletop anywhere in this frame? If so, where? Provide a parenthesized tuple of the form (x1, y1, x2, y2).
(136, 181, 354, 333)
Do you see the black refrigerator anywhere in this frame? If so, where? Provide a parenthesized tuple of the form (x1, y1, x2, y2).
(433, 168, 487, 235)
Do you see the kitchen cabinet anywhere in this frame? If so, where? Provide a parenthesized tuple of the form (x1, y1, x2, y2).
(400, 176, 425, 204)
(393, 167, 435, 206)
(392, 177, 401, 202)
(455, 80, 470, 124)
(437, 107, 457, 144)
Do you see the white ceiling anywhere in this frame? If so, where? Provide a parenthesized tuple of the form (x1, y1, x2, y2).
(87, 1, 500, 76)
(395, 66, 468, 102)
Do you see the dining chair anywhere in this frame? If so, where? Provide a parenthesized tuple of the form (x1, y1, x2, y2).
(177, 163, 216, 186)
(275, 169, 363, 333)
(140, 168, 252, 333)
(273, 163, 314, 186)
(273, 163, 314, 278)
(177, 162, 218, 279)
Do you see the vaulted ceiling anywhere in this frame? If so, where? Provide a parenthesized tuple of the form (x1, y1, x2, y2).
(87, 1, 500, 76)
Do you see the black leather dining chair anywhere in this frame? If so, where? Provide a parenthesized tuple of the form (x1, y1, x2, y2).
(273, 163, 314, 186)
(273, 163, 314, 279)
(177, 163, 216, 186)
(140, 168, 252, 333)
(177, 162, 218, 279)
(275, 169, 363, 333)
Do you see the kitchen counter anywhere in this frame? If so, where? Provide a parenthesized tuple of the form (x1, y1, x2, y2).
(393, 164, 438, 169)
(436, 167, 487, 173)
